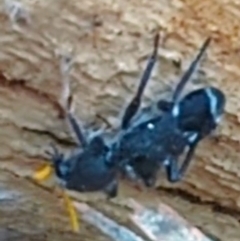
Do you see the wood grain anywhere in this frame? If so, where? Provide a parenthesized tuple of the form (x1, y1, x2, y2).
(0, 0, 239, 240)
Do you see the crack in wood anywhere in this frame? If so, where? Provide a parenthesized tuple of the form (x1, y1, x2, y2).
(21, 126, 76, 147)
(0, 72, 65, 118)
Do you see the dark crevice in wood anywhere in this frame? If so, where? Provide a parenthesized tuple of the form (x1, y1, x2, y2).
(0, 72, 65, 118)
(21, 126, 76, 147)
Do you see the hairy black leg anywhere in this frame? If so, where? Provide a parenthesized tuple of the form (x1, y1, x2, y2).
(121, 33, 160, 129)
(172, 37, 211, 104)
(165, 141, 199, 182)
(104, 179, 118, 199)
(67, 112, 88, 148)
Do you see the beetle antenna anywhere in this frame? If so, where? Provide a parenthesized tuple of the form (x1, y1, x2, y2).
(172, 37, 211, 104)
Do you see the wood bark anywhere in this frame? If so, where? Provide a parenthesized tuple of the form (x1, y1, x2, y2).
(0, 0, 239, 240)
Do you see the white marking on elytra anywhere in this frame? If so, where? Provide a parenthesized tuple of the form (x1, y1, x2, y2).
(184, 132, 198, 143)
(147, 123, 155, 130)
(205, 87, 220, 124)
(172, 104, 180, 117)
(163, 158, 170, 166)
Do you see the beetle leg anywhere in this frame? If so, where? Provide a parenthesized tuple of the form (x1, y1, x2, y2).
(121, 34, 160, 130)
(63, 190, 80, 232)
(165, 141, 199, 182)
(104, 179, 118, 199)
(67, 112, 88, 148)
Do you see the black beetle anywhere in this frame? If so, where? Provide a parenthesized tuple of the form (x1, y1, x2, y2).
(111, 36, 225, 187)
(46, 33, 161, 198)
(46, 111, 119, 198)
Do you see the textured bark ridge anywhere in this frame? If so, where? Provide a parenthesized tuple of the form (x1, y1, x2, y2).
(0, 0, 240, 240)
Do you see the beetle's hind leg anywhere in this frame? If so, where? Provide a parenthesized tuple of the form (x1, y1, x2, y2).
(165, 141, 199, 182)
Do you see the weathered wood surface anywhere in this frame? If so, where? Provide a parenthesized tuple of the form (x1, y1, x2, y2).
(0, 0, 240, 240)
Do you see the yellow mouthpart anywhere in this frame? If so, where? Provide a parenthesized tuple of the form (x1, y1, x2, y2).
(63, 191, 80, 232)
(32, 164, 53, 182)
(32, 163, 80, 232)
